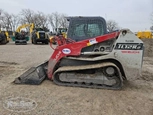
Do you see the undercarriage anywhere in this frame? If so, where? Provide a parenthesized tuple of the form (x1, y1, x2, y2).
(53, 62, 123, 89)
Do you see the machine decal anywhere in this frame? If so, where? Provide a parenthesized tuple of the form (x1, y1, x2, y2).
(55, 51, 62, 61)
(62, 48, 71, 54)
(87, 38, 97, 46)
(121, 50, 140, 54)
(125, 40, 134, 43)
(115, 43, 143, 50)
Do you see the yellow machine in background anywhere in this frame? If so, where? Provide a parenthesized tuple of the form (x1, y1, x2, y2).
(0, 31, 10, 44)
(56, 28, 67, 38)
(12, 23, 49, 44)
(15, 23, 34, 33)
(12, 23, 34, 44)
(4, 31, 10, 41)
(31, 27, 49, 44)
(136, 31, 153, 39)
(49, 28, 67, 44)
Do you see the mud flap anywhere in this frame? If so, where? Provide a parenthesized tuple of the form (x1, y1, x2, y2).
(14, 62, 48, 85)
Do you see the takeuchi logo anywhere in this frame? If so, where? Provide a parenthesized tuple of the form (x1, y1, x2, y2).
(62, 48, 71, 54)
(115, 43, 143, 50)
(3, 97, 37, 112)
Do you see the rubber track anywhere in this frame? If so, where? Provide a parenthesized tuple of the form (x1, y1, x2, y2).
(53, 62, 123, 90)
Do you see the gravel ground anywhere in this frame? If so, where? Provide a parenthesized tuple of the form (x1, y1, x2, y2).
(0, 40, 153, 115)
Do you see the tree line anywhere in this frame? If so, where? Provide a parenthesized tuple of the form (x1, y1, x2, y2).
(0, 8, 121, 32)
(0, 9, 69, 32)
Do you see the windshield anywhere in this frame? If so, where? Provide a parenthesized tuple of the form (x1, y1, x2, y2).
(35, 28, 44, 31)
(67, 18, 106, 41)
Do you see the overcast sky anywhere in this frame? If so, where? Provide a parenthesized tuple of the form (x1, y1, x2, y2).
(0, 0, 153, 32)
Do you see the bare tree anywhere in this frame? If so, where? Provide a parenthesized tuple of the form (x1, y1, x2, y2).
(33, 11, 48, 28)
(48, 12, 68, 32)
(20, 9, 35, 24)
(10, 14, 20, 31)
(59, 14, 69, 28)
(0, 11, 12, 31)
(48, 12, 61, 32)
(106, 20, 119, 32)
(0, 9, 3, 30)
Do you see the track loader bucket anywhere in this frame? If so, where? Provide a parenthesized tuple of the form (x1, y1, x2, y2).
(14, 61, 48, 85)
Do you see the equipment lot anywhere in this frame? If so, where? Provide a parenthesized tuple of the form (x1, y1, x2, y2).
(0, 40, 153, 115)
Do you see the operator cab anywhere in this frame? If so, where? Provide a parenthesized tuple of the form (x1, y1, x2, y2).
(67, 16, 107, 41)
(34, 28, 45, 32)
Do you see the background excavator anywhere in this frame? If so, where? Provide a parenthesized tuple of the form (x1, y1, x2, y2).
(14, 16, 144, 90)
(12, 23, 33, 45)
(0, 31, 9, 44)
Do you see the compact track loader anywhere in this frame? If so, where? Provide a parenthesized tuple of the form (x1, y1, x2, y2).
(14, 16, 144, 89)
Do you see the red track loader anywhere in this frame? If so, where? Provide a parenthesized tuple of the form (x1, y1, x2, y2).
(14, 16, 144, 89)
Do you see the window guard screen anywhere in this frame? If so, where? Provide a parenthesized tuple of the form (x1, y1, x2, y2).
(68, 18, 106, 41)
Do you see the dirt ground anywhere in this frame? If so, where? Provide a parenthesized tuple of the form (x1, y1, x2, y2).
(0, 39, 153, 115)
